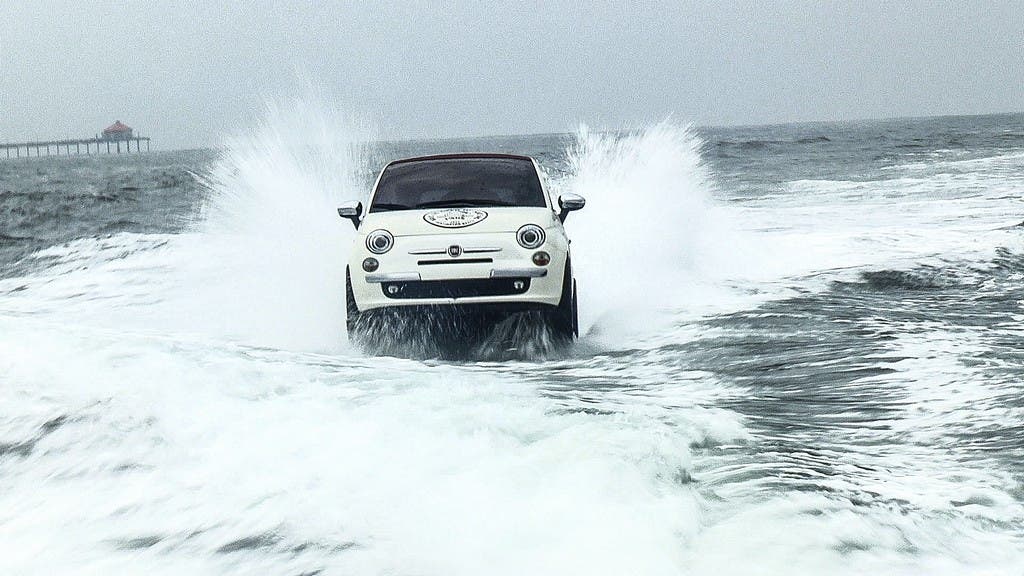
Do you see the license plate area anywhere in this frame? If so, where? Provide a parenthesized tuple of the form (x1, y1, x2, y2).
(381, 278, 531, 299)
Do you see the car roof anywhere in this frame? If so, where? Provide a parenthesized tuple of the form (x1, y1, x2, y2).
(385, 153, 536, 167)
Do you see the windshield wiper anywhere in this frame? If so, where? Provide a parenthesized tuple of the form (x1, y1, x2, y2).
(415, 199, 516, 208)
(370, 202, 415, 211)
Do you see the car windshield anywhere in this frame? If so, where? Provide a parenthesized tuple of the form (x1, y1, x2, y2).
(369, 157, 547, 212)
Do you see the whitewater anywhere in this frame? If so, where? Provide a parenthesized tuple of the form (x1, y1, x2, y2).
(2, 109, 1023, 575)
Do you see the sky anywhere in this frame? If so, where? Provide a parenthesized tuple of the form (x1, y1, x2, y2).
(1, 0, 1022, 150)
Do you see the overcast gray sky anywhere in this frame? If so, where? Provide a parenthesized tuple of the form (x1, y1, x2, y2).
(1, 1, 1022, 149)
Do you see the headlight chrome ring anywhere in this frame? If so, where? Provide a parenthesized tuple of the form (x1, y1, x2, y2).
(365, 229, 394, 254)
(517, 224, 545, 249)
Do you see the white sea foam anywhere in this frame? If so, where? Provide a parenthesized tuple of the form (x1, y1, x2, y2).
(0, 310, 752, 575)
(726, 149, 1024, 293)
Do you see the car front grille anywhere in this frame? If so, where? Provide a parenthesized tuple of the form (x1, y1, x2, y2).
(381, 278, 531, 299)
(416, 258, 493, 266)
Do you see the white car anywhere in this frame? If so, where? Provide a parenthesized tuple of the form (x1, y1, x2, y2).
(337, 153, 585, 343)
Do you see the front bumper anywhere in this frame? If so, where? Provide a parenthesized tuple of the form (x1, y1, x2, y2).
(366, 267, 547, 284)
(348, 231, 567, 312)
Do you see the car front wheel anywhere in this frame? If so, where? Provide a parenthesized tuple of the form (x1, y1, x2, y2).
(550, 259, 577, 340)
(346, 267, 360, 337)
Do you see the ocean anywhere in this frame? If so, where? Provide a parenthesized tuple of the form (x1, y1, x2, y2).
(2, 112, 1023, 574)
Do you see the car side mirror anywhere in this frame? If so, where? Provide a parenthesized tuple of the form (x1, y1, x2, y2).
(337, 201, 363, 229)
(557, 193, 586, 222)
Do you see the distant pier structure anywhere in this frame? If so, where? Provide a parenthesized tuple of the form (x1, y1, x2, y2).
(1, 120, 151, 159)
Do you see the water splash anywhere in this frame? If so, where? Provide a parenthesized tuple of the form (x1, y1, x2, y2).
(559, 122, 742, 341)
(0, 98, 374, 354)
(170, 97, 374, 352)
(350, 309, 568, 361)
(344, 122, 726, 358)
(2, 118, 742, 356)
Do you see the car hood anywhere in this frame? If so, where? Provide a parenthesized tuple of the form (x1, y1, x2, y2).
(360, 207, 558, 236)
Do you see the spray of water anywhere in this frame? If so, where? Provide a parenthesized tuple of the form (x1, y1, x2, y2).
(2, 116, 746, 356)
(345, 121, 737, 357)
(166, 98, 374, 352)
(3, 97, 376, 353)
(560, 122, 744, 341)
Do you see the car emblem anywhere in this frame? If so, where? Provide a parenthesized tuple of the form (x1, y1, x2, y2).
(423, 208, 488, 228)
(448, 245, 463, 257)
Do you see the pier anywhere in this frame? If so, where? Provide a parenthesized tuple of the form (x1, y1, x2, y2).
(2, 137, 151, 159)
(1, 120, 151, 159)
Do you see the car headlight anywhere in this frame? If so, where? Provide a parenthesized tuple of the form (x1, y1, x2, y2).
(517, 224, 545, 249)
(365, 229, 394, 254)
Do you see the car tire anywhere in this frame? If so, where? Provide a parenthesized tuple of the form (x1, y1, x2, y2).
(550, 258, 576, 341)
(346, 267, 360, 337)
(571, 279, 579, 337)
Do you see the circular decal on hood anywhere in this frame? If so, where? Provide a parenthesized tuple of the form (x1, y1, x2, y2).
(423, 208, 488, 228)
